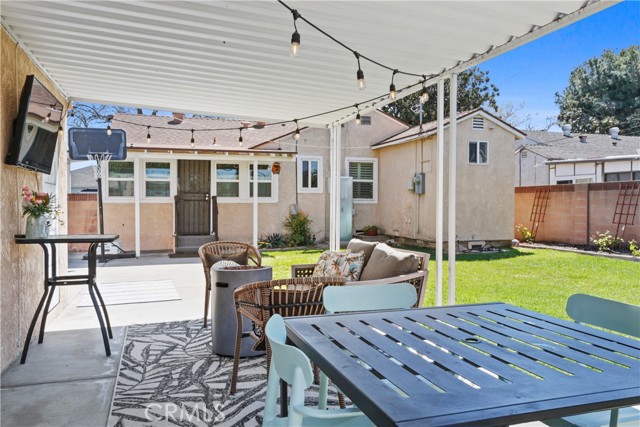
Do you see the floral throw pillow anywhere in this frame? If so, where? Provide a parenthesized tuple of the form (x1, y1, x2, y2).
(312, 250, 365, 282)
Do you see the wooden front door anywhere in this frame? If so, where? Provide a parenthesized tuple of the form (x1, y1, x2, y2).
(176, 160, 211, 235)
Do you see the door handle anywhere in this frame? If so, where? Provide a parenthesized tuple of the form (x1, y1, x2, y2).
(205, 193, 210, 201)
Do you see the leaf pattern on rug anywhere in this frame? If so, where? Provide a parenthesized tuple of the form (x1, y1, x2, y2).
(109, 319, 345, 427)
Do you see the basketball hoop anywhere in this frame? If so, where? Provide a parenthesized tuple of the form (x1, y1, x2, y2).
(87, 153, 112, 180)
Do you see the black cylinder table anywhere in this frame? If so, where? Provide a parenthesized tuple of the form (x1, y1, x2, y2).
(211, 265, 272, 357)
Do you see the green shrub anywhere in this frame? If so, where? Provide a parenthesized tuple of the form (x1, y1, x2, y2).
(590, 231, 624, 252)
(259, 233, 287, 249)
(283, 211, 314, 247)
(629, 240, 640, 257)
(515, 224, 534, 243)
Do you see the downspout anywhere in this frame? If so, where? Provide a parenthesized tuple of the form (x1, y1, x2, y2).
(252, 159, 258, 248)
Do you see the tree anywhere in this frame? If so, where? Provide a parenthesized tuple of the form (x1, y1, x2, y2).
(555, 45, 640, 136)
(497, 101, 533, 129)
(68, 103, 153, 128)
(381, 67, 500, 126)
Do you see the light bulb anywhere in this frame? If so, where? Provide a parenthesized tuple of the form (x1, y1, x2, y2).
(290, 31, 301, 56)
(356, 113, 361, 125)
(190, 129, 195, 147)
(58, 125, 63, 137)
(239, 136, 243, 146)
(357, 69, 366, 90)
(43, 112, 51, 123)
(420, 87, 429, 104)
(107, 125, 112, 136)
(146, 127, 151, 143)
(294, 128, 300, 140)
(389, 83, 397, 100)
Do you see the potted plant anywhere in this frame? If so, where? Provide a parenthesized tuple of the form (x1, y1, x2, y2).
(362, 225, 379, 236)
(20, 186, 62, 238)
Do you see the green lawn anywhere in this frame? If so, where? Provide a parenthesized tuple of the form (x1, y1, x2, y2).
(261, 247, 640, 320)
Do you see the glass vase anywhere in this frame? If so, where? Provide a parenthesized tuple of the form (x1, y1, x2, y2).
(25, 215, 49, 239)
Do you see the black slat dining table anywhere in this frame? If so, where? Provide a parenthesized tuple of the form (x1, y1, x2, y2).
(284, 302, 640, 427)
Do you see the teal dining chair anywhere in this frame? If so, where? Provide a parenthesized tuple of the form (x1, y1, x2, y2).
(319, 283, 418, 409)
(263, 314, 373, 427)
(542, 294, 640, 427)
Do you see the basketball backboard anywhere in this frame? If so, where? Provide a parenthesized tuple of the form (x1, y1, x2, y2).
(68, 128, 127, 160)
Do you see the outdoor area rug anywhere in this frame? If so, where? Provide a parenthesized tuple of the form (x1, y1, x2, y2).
(78, 280, 181, 307)
(108, 319, 344, 427)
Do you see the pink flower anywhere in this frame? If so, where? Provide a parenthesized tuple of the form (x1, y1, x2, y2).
(34, 199, 43, 205)
(37, 192, 47, 197)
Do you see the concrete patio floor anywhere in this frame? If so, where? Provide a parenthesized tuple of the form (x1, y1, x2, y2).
(1, 253, 551, 427)
(1, 253, 204, 427)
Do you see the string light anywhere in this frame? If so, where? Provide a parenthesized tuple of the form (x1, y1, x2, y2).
(211, 137, 216, 146)
(58, 124, 63, 137)
(355, 52, 365, 90)
(238, 128, 244, 145)
(294, 119, 300, 140)
(43, 111, 52, 123)
(146, 126, 151, 143)
(419, 77, 429, 104)
(355, 104, 361, 125)
(190, 129, 195, 147)
(107, 117, 112, 136)
(389, 70, 398, 100)
(289, 9, 301, 57)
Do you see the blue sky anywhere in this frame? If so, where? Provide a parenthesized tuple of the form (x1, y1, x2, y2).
(479, 0, 640, 130)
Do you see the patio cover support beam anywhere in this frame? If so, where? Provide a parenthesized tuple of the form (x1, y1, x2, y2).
(448, 73, 457, 305)
(252, 159, 259, 248)
(436, 78, 444, 306)
(134, 157, 141, 258)
(329, 124, 341, 251)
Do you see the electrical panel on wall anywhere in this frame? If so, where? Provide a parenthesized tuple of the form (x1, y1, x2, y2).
(414, 173, 425, 195)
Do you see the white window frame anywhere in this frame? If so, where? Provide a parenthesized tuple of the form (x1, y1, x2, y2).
(468, 141, 489, 165)
(297, 156, 323, 193)
(214, 161, 279, 203)
(106, 160, 135, 201)
(215, 162, 241, 200)
(143, 160, 172, 201)
(249, 163, 275, 199)
(345, 157, 378, 204)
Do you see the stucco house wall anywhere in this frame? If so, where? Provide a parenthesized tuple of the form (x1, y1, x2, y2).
(376, 112, 518, 247)
(1, 28, 69, 371)
(515, 150, 550, 186)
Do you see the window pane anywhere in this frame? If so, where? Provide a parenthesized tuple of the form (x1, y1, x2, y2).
(634, 172, 640, 181)
(249, 164, 272, 181)
(302, 160, 309, 188)
(310, 161, 318, 188)
(146, 181, 170, 197)
(479, 142, 488, 164)
(145, 162, 170, 179)
(108, 162, 134, 178)
(217, 182, 239, 197)
(349, 162, 373, 180)
(217, 164, 239, 180)
(353, 182, 373, 200)
(469, 142, 478, 163)
(250, 182, 272, 198)
(108, 181, 134, 197)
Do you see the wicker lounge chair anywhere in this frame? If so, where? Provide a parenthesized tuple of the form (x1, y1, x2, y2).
(230, 276, 345, 394)
(198, 241, 262, 327)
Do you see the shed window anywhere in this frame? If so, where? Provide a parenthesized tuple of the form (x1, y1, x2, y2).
(469, 141, 488, 164)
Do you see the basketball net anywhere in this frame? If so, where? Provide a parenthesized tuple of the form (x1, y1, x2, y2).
(87, 153, 112, 180)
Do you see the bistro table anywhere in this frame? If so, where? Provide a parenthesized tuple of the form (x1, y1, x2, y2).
(284, 302, 640, 427)
(15, 234, 119, 363)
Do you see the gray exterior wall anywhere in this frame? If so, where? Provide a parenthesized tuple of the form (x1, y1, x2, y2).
(515, 149, 550, 186)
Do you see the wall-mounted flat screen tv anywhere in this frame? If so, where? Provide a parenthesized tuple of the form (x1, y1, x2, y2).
(4, 75, 62, 175)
